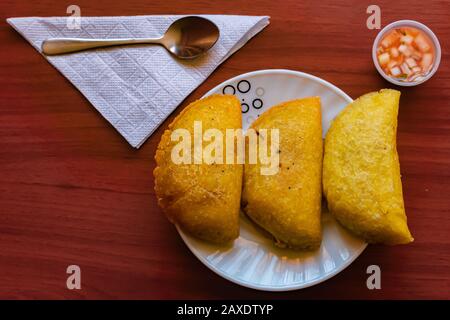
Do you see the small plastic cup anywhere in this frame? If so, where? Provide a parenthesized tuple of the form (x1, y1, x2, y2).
(372, 20, 441, 87)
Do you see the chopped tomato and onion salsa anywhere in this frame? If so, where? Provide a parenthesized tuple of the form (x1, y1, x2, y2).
(376, 27, 435, 82)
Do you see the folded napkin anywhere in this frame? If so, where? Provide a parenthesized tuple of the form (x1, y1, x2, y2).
(7, 15, 269, 147)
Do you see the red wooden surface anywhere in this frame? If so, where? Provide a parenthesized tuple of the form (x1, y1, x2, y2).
(0, 0, 449, 299)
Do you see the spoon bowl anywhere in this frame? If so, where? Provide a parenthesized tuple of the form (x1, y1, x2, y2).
(163, 16, 220, 59)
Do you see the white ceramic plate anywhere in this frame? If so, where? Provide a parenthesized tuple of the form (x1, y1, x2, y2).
(177, 69, 367, 291)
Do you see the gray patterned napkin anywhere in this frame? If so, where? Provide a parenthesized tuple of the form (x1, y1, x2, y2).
(7, 15, 269, 147)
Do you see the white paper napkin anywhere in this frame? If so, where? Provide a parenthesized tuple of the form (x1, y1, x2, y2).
(7, 15, 269, 147)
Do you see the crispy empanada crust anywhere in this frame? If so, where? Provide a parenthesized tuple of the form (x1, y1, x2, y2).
(242, 97, 323, 250)
(323, 89, 413, 244)
(154, 95, 243, 244)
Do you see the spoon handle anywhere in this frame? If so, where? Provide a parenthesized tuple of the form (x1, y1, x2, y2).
(41, 38, 162, 55)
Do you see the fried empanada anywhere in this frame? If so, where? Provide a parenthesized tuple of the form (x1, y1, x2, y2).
(154, 95, 243, 244)
(323, 89, 413, 244)
(242, 97, 323, 250)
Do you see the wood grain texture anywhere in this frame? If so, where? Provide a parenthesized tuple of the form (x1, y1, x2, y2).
(0, 0, 449, 299)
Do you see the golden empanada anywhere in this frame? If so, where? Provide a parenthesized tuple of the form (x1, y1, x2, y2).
(154, 95, 243, 244)
(242, 97, 323, 250)
(323, 89, 413, 244)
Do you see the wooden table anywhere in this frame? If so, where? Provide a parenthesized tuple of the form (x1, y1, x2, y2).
(1, 0, 449, 299)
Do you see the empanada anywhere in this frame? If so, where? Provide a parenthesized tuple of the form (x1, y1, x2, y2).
(154, 95, 243, 244)
(323, 89, 413, 244)
(242, 97, 323, 250)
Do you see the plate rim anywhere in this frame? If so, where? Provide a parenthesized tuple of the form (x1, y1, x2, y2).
(178, 69, 367, 292)
(202, 68, 354, 106)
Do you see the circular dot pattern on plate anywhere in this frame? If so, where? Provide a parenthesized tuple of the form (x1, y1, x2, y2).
(177, 70, 367, 291)
(222, 79, 264, 115)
